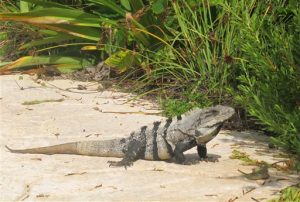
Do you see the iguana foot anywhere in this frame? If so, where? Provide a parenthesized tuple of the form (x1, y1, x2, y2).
(199, 156, 219, 162)
(107, 139, 141, 169)
(107, 160, 133, 169)
(182, 159, 200, 165)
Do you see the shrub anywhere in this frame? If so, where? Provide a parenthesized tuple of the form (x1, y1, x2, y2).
(231, 1, 300, 155)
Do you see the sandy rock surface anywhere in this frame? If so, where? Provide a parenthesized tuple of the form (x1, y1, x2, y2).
(0, 75, 298, 202)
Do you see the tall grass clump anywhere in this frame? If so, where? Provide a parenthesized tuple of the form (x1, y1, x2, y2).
(228, 0, 300, 155)
(139, 1, 237, 115)
(0, 1, 40, 62)
(140, 0, 300, 155)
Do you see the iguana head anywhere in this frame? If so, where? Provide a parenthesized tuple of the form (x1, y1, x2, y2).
(178, 105, 235, 144)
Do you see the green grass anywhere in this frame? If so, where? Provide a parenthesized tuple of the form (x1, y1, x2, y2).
(160, 91, 212, 116)
(153, 0, 300, 156)
(269, 183, 300, 202)
(1, 0, 299, 156)
(230, 149, 265, 166)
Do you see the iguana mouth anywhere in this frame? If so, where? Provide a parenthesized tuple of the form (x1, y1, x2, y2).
(195, 123, 223, 144)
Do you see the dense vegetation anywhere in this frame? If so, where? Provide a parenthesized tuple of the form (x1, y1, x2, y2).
(0, 0, 299, 156)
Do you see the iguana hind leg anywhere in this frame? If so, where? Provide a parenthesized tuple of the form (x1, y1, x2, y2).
(173, 139, 197, 164)
(108, 139, 143, 169)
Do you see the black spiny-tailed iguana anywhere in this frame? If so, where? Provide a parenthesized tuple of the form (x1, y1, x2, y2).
(6, 105, 235, 167)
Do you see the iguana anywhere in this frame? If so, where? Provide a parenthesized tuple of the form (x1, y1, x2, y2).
(6, 105, 235, 168)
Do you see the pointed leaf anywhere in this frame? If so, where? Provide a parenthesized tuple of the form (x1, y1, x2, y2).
(20, 1, 30, 12)
(152, 0, 168, 14)
(0, 56, 91, 73)
(19, 34, 78, 50)
(88, 0, 126, 16)
(81, 46, 98, 50)
(31, 24, 100, 41)
(21, 0, 72, 9)
(120, 0, 131, 11)
(0, 8, 102, 27)
(105, 50, 137, 73)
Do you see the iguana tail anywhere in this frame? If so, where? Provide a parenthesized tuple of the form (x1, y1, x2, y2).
(5, 139, 125, 158)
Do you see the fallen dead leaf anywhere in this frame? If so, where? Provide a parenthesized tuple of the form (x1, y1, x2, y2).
(93, 107, 100, 111)
(65, 172, 87, 176)
(107, 186, 118, 190)
(152, 168, 164, 172)
(228, 196, 238, 202)
(36, 194, 50, 198)
(94, 184, 103, 189)
(89, 184, 103, 191)
(251, 197, 261, 202)
(242, 186, 256, 195)
(94, 133, 102, 137)
(30, 158, 42, 161)
(204, 194, 218, 197)
(17, 184, 31, 201)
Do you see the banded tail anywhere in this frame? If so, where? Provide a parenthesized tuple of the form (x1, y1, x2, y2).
(5, 139, 125, 158)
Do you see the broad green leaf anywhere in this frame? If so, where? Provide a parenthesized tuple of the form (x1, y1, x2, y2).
(0, 32, 7, 40)
(209, 0, 226, 5)
(19, 34, 78, 50)
(105, 50, 137, 73)
(0, 8, 101, 27)
(129, 0, 144, 12)
(56, 63, 86, 73)
(88, 0, 126, 16)
(115, 29, 127, 47)
(21, 0, 72, 9)
(120, 0, 131, 11)
(20, 1, 30, 12)
(0, 61, 12, 67)
(152, 0, 168, 14)
(81, 46, 98, 50)
(29, 24, 100, 41)
(0, 56, 91, 73)
(38, 29, 59, 36)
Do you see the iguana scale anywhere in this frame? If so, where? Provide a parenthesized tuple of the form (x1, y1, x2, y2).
(6, 105, 235, 167)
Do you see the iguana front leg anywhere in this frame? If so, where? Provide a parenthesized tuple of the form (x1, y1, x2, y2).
(108, 139, 142, 169)
(197, 144, 218, 162)
(173, 139, 197, 164)
(197, 144, 207, 159)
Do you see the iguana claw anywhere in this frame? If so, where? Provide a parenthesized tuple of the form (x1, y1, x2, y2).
(107, 160, 133, 169)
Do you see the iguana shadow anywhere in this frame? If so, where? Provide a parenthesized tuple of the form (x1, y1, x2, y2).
(170, 153, 221, 164)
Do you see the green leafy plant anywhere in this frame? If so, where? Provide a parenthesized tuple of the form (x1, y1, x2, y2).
(161, 91, 212, 116)
(1, 0, 299, 157)
(269, 183, 300, 202)
(229, 0, 300, 155)
(0, 0, 171, 73)
(0, 0, 98, 72)
(132, 1, 237, 113)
